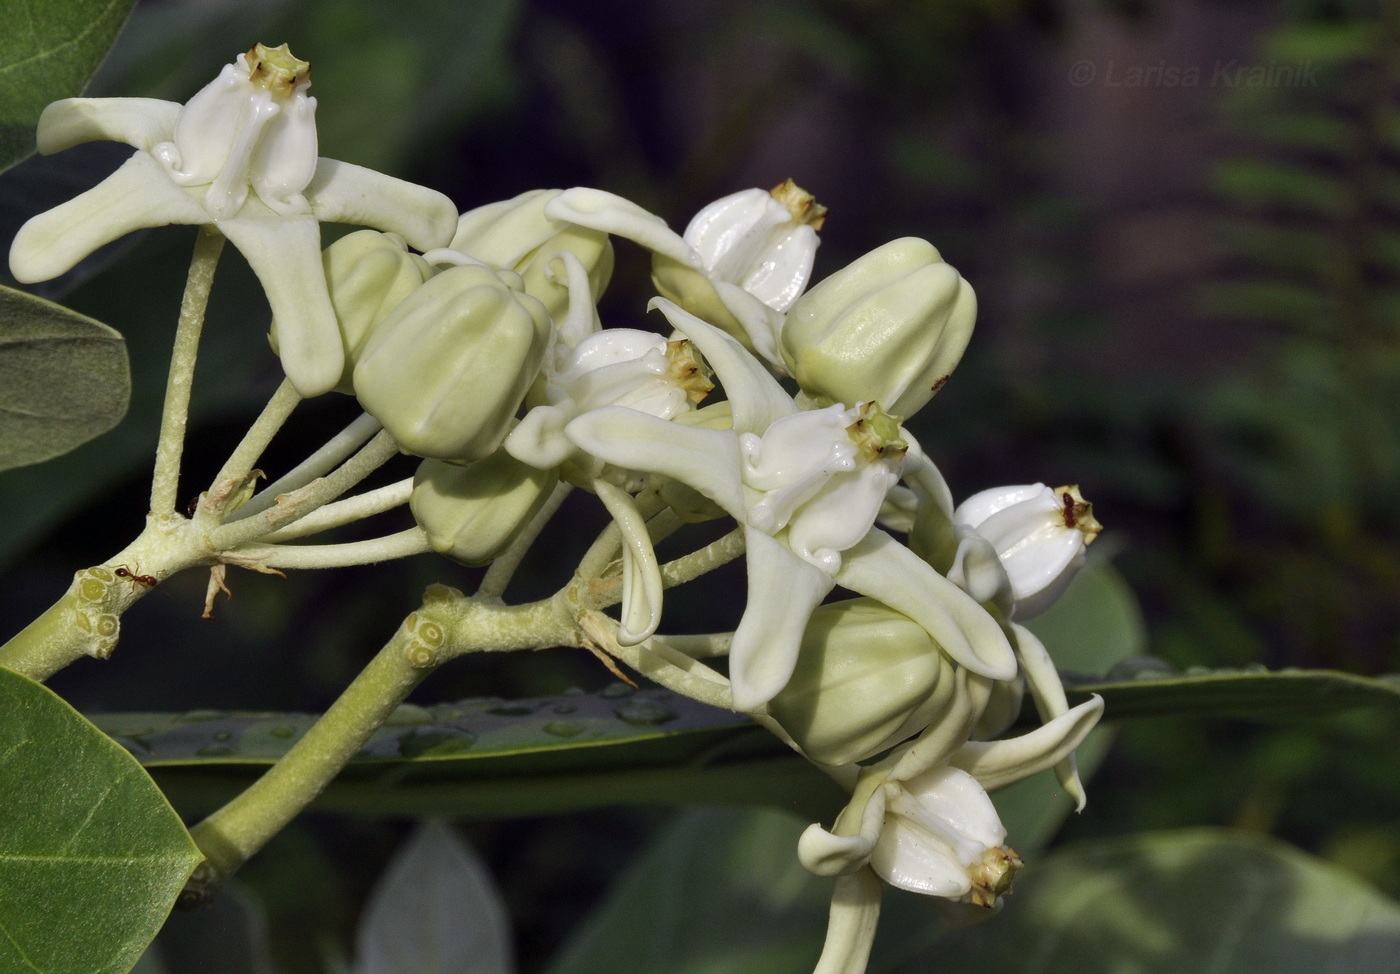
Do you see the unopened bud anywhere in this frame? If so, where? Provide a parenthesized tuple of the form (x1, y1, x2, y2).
(271, 230, 432, 394)
(767, 598, 957, 766)
(451, 189, 614, 321)
(780, 237, 975, 418)
(354, 264, 551, 462)
(410, 450, 559, 566)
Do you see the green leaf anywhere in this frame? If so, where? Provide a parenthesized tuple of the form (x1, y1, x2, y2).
(905, 829, 1400, 974)
(1024, 559, 1146, 675)
(353, 822, 513, 974)
(0, 284, 129, 472)
(547, 807, 828, 974)
(1069, 666, 1400, 721)
(0, 0, 136, 172)
(0, 665, 203, 974)
(96, 686, 841, 821)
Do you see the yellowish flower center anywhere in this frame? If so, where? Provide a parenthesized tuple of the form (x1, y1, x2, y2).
(247, 42, 310, 95)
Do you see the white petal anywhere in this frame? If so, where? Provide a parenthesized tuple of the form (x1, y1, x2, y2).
(887, 668, 991, 782)
(728, 530, 834, 711)
(8, 152, 208, 283)
(36, 97, 180, 154)
(950, 695, 1104, 792)
(872, 771, 999, 897)
(834, 529, 1018, 682)
(307, 158, 458, 251)
(711, 279, 787, 370)
(544, 187, 698, 265)
(220, 211, 342, 397)
(946, 528, 1012, 608)
(953, 483, 1048, 528)
(1011, 624, 1087, 809)
(648, 297, 796, 435)
(563, 407, 747, 517)
(249, 89, 319, 212)
(593, 479, 663, 644)
(505, 406, 576, 470)
(743, 223, 818, 312)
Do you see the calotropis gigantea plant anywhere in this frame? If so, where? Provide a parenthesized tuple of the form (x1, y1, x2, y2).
(2, 43, 1106, 974)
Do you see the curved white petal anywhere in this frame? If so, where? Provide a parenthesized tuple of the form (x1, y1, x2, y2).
(834, 529, 1017, 682)
(953, 483, 1047, 527)
(36, 97, 180, 154)
(1010, 624, 1087, 809)
(810, 870, 883, 974)
(648, 297, 795, 435)
(946, 528, 1012, 608)
(505, 406, 575, 470)
(728, 530, 834, 711)
(9, 152, 208, 283)
(593, 479, 663, 645)
(563, 407, 747, 517)
(220, 210, 342, 397)
(543, 187, 698, 266)
(950, 695, 1104, 793)
(711, 279, 787, 370)
(307, 158, 458, 252)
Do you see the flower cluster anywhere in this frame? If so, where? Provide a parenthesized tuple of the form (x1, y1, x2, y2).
(9, 46, 1106, 974)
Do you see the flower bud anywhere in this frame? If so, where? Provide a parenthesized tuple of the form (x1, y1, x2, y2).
(354, 263, 551, 462)
(410, 450, 558, 566)
(780, 237, 976, 418)
(767, 598, 957, 766)
(450, 189, 615, 321)
(270, 230, 433, 394)
(953, 484, 1102, 619)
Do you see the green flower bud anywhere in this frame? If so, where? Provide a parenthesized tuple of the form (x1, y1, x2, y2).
(354, 263, 551, 462)
(410, 450, 558, 566)
(768, 597, 957, 766)
(780, 238, 976, 418)
(451, 189, 615, 321)
(271, 230, 433, 394)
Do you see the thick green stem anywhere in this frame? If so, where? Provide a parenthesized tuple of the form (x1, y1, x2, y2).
(187, 626, 432, 897)
(185, 586, 578, 898)
(0, 518, 210, 680)
(151, 228, 226, 517)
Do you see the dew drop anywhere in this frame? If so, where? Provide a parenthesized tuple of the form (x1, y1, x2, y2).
(196, 745, 239, 757)
(614, 700, 678, 726)
(600, 682, 635, 699)
(543, 721, 583, 738)
(488, 702, 536, 717)
(553, 702, 578, 715)
(398, 727, 475, 758)
(270, 725, 296, 739)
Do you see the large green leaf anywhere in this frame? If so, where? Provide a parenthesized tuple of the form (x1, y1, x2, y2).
(906, 829, 1400, 974)
(1067, 666, 1400, 720)
(0, 665, 203, 974)
(0, 0, 135, 172)
(0, 284, 129, 472)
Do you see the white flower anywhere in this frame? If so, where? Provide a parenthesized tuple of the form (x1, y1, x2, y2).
(564, 298, 1017, 711)
(505, 254, 712, 473)
(541, 181, 824, 369)
(798, 675, 1103, 904)
(953, 483, 1102, 619)
(7, 44, 458, 397)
